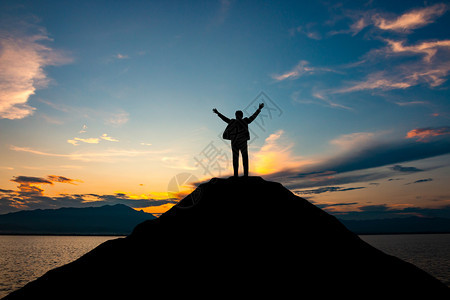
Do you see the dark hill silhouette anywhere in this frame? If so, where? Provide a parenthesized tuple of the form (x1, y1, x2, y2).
(0, 204, 154, 235)
(4, 177, 449, 298)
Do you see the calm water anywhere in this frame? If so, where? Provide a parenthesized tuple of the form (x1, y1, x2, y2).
(0, 234, 449, 298)
(360, 233, 450, 287)
(0, 235, 123, 298)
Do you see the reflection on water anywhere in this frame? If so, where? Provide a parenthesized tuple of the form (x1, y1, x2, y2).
(0, 235, 123, 298)
(360, 233, 450, 287)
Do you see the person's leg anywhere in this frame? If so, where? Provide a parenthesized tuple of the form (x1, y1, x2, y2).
(231, 141, 239, 177)
(242, 142, 249, 177)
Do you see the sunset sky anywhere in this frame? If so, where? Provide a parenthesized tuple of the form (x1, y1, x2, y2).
(1, 0, 449, 219)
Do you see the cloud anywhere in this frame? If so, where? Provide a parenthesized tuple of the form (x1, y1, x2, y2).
(67, 137, 100, 146)
(105, 110, 129, 126)
(296, 186, 366, 195)
(390, 165, 423, 173)
(335, 204, 450, 220)
(329, 132, 379, 151)
(11, 176, 53, 185)
(315, 202, 359, 209)
(11, 175, 79, 185)
(385, 39, 450, 62)
(282, 171, 390, 190)
(373, 3, 447, 32)
(10, 145, 169, 162)
(326, 5, 450, 95)
(335, 71, 413, 93)
(251, 130, 314, 175)
(292, 90, 352, 111)
(47, 175, 80, 184)
(115, 53, 129, 59)
(211, 0, 232, 25)
(336, 54, 450, 92)
(349, 17, 368, 35)
(272, 61, 335, 81)
(161, 156, 197, 171)
(0, 26, 72, 119)
(67, 134, 119, 146)
(406, 178, 433, 185)
(0, 189, 177, 214)
(311, 91, 352, 110)
(266, 129, 450, 189)
(79, 125, 88, 133)
(67, 139, 79, 146)
(290, 23, 322, 40)
(406, 127, 450, 142)
(5, 175, 80, 207)
(100, 134, 119, 142)
(393, 101, 429, 107)
(0, 173, 177, 213)
(304, 138, 450, 176)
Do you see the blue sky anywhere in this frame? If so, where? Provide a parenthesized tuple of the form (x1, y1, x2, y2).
(0, 0, 449, 218)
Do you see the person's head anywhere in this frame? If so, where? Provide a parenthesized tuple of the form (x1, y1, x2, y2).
(235, 110, 243, 120)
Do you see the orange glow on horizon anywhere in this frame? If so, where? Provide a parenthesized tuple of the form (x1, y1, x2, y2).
(136, 203, 176, 216)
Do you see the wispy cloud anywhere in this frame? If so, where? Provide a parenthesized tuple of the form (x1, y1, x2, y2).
(290, 23, 322, 40)
(105, 110, 129, 126)
(406, 126, 450, 142)
(335, 72, 413, 93)
(161, 155, 197, 171)
(6, 175, 80, 207)
(67, 137, 100, 145)
(47, 175, 81, 184)
(67, 133, 119, 146)
(212, 0, 232, 25)
(100, 133, 119, 142)
(272, 60, 336, 81)
(251, 130, 315, 175)
(115, 53, 129, 59)
(385, 39, 450, 62)
(292, 89, 352, 111)
(393, 100, 429, 107)
(10, 145, 169, 162)
(311, 91, 352, 110)
(79, 125, 88, 133)
(335, 53, 450, 92)
(390, 165, 423, 173)
(11, 176, 53, 185)
(405, 178, 433, 185)
(314, 4, 450, 95)
(296, 186, 366, 195)
(329, 132, 379, 150)
(333, 203, 450, 220)
(0, 26, 72, 119)
(373, 3, 447, 32)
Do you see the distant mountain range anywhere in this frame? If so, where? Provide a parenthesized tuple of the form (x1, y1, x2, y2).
(0, 204, 155, 235)
(340, 216, 450, 234)
(1, 203, 449, 236)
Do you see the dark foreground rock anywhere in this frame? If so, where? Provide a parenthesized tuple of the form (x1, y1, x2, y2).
(5, 177, 449, 298)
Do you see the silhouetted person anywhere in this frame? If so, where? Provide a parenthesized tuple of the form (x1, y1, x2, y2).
(213, 103, 264, 177)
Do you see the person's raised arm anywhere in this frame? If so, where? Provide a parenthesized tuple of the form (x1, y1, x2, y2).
(213, 108, 230, 124)
(247, 103, 264, 123)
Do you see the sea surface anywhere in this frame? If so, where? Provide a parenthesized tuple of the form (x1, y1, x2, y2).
(0, 234, 449, 297)
(0, 235, 123, 298)
(360, 233, 450, 287)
